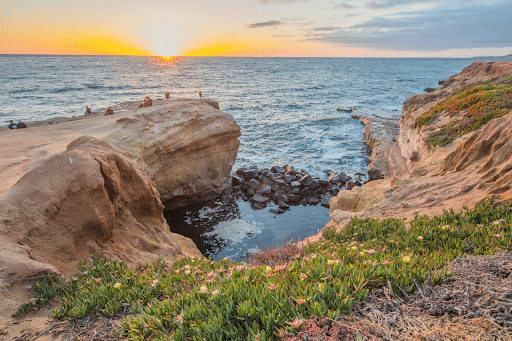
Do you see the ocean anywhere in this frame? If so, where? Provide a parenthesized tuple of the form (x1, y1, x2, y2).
(0, 55, 493, 260)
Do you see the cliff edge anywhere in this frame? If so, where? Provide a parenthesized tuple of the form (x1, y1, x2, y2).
(323, 61, 512, 230)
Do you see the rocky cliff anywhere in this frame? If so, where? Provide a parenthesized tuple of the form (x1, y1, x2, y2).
(324, 61, 512, 229)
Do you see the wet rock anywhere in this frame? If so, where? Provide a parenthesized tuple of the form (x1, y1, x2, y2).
(287, 194, 301, 202)
(301, 188, 317, 199)
(278, 194, 289, 203)
(252, 193, 269, 205)
(299, 199, 308, 206)
(269, 208, 281, 214)
(329, 171, 350, 184)
(290, 181, 301, 189)
(262, 178, 274, 187)
(308, 180, 320, 190)
(246, 188, 256, 197)
(271, 184, 280, 193)
(232, 175, 245, 187)
(259, 184, 272, 194)
(286, 166, 298, 175)
(252, 202, 264, 210)
(279, 201, 290, 210)
(308, 197, 320, 205)
(282, 174, 291, 184)
(320, 198, 330, 208)
(318, 179, 329, 187)
(236, 168, 247, 176)
(274, 178, 285, 186)
(271, 165, 286, 174)
(291, 188, 301, 195)
(248, 179, 260, 190)
(346, 180, 362, 190)
(243, 169, 258, 180)
(300, 175, 314, 187)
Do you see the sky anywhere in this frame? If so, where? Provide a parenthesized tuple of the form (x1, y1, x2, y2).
(1, 0, 511, 57)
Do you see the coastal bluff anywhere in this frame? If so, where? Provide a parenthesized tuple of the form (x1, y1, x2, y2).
(323, 61, 512, 232)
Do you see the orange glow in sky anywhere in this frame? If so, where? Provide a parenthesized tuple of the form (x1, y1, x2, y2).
(1, 0, 510, 57)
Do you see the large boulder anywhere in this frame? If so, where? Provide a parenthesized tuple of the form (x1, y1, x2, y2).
(106, 99, 241, 209)
(0, 136, 201, 278)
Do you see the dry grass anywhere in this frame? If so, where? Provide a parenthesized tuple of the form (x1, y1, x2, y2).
(352, 251, 512, 340)
(246, 239, 305, 266)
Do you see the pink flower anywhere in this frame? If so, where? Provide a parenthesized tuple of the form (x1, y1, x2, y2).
(268, 284, 277, 291)
(382, 260, 390, 265)
(299, 273, 308, 280)
(296, 297, 306, 305)
(176, 314, 184, 323)
(151, 279, 159, 288)
(290, 318, 304, 329)
(367, 249, 376, 254)
(236, 265, 244, 271)
(494, 234, 502, 238)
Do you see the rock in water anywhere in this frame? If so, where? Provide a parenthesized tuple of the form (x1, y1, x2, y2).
(0, 136, 201, 279)
(105, 99, 241, 210)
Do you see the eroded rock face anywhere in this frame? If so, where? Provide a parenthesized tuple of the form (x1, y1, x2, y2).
(105, 99, 241, 210)
(393, 61, 512, 177)
(0, 136, 202, 279)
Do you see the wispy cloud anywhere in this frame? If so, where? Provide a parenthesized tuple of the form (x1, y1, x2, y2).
(247, 20, 283, 29)
(365, 1, 387, 9)
(307, 2, 512, 51)
(313, 26, 341, 31)
(334, 2, 354, 9)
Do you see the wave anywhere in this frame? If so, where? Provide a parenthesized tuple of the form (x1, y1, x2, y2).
(50, 87, 84, 93)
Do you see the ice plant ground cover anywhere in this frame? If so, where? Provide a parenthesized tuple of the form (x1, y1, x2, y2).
(417, 76, 512, 147)
(15, 199, 512, 340)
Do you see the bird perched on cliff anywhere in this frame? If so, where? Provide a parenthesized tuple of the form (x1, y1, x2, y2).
(105, 107, 114, 115)
(199, 91, 202, 98)
(165, 92, 170, 100)
(85, 106, 92, 115)
(17, 120, 27, 128)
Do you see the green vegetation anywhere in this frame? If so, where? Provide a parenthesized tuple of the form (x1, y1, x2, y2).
(417, 76, 512, 147)
(17, 199, 512, 340)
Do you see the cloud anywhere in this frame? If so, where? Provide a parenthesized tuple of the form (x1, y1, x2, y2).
(365, 1, 387, 9)
(247, 20, 283, 29)
(313, 26, 341, 31)
(335, 2, 354, 9)
(306, 2, 512, 51)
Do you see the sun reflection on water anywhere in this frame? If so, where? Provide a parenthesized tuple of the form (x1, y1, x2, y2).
(150, 56, 183, 66)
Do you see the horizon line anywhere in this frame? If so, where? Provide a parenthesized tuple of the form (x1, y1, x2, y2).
(1, 53, 508, 59)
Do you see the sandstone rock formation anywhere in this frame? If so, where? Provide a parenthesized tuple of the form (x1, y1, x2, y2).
(0, 99, 241, 210)
(0, 136, 202, 280)
(320, 61, 512, 233)
(104, 99, 241, 209)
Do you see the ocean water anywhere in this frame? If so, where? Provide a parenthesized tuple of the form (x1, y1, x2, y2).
(0, 55, 491, 260)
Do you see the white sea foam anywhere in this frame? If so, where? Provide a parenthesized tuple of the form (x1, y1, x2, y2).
(203, 218, 263, 244)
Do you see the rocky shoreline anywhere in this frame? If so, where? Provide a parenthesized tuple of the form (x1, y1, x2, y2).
(222, 166, 363, 213)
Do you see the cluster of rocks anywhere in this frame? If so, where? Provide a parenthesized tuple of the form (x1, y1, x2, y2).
(221, 165, 364, 214)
